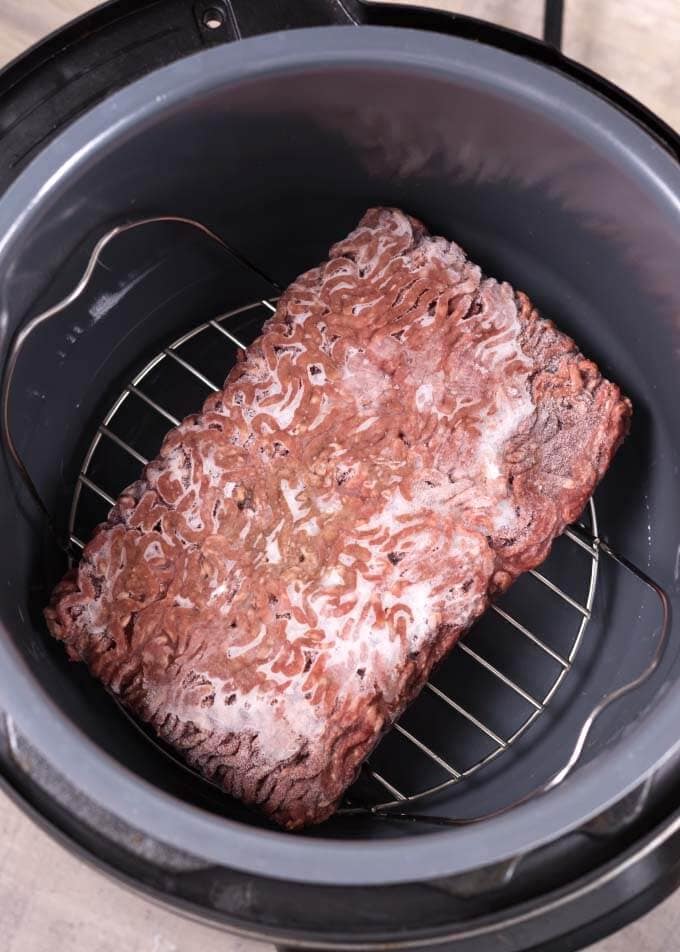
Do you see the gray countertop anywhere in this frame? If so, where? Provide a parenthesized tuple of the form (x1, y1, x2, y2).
(0, 2, 677, 950)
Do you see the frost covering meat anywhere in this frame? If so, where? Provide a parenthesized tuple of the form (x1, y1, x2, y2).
(45, 208, 631, 828)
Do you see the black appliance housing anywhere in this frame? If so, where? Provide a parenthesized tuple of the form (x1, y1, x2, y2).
(0, 2, 679, 950)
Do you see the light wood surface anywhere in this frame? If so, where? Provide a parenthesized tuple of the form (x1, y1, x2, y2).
(0, 2, 677, 951)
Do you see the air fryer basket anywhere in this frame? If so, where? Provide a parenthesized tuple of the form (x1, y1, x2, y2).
(0, 26, 679, 888)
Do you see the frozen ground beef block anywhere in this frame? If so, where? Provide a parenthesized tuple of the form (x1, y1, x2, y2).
(46, 208, 631, 829)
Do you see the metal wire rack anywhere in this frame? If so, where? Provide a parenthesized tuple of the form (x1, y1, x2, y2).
(1, 216, 670, 826)
(65, 296, 601, 811)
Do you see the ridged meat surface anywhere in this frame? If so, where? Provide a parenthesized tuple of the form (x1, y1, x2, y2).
(46, 208, 631, 828)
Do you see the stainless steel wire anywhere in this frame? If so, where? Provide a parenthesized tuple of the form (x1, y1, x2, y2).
(68, 298, 600, 808)
(1, 216, 670, 824)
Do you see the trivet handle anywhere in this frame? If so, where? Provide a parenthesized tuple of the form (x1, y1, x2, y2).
(0, 215, 280, 556)
(346, 529, 671, 827)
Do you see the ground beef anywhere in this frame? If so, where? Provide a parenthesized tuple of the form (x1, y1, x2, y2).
(45, 208, 631, 829)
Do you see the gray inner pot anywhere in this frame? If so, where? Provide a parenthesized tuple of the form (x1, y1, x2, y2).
(0, 27, 678, 886)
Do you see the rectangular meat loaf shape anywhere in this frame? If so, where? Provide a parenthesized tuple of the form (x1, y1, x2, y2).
(46, 208, 631, 829)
